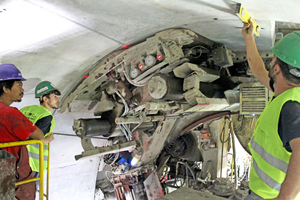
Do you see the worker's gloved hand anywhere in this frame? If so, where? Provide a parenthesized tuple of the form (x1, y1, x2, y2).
(42, 133, 55, 143)
(242, 21, 254, 39)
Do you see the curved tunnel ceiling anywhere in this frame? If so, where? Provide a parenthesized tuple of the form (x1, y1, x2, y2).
(1, 0, 300, 99)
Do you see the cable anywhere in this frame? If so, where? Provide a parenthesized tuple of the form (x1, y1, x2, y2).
(131, 111, 146, 133)
(164, 179, 182, 189)
(122, 62, 166, 87)
(200, 143, 210, 151)
(175, 161, 196, 187)
(119, 124, 130, 141)
(115, 90, 134, 141)
(238, 166, 249, 182)
(220, 116, 230, 178)
(115, 91, 129, 117)
(53, 132, 107, 139)
(186, 45, 208, 58)
(229, 116, 238, 189)
(103, 139, 121, 166)
(220, 117, 230, 143)
(122, 124, 133, 140)
(234, 114, 244, 131)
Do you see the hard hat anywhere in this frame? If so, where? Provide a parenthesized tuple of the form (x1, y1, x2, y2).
(35, 81, 61, 98)
(0, 64, 27, 81)
(271, 31, 300, 69)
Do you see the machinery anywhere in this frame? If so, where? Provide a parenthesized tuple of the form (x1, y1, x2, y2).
(62, 28, 271, 199)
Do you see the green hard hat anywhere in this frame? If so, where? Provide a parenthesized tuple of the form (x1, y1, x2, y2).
(271, 31, 300, 69)
(35, 81, 61, 98)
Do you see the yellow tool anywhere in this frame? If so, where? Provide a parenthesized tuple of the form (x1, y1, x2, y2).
(235, 3, 261, 36)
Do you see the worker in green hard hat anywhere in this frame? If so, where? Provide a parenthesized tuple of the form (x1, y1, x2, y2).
(21, 81, 61, 189)
(242, 22, 300, 199)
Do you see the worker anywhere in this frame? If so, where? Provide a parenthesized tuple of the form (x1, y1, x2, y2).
(21, 81, 60, 186)
(242, 23, 300, 199)
(0, 64, 54, 200)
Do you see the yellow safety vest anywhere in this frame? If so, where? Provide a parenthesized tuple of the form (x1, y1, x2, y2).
(21, 105, 55, 172)
(249, 87, 300, 198)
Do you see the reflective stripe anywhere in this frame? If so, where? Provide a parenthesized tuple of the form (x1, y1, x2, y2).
(28, 151, 48, 161)
(245, 190, 263, 200)
(28, 143, 49, 150)
(253, 158, 281, 191)
(251, 138, 288, 173)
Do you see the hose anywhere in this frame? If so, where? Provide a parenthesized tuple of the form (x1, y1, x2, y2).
(229, 116, 238, 189)
(220, 117, 230, 178)
(175, 161, 196, 187)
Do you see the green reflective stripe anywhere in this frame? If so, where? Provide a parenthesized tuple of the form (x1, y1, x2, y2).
(251, 138, 288, 173)
(253, 158, 281, 191)
(28, 151, 48, 161)
(28, 143, 49, 150)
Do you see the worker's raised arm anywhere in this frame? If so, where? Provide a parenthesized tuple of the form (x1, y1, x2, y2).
(29, 128, 54, 143)
(242, 22, 271, 90)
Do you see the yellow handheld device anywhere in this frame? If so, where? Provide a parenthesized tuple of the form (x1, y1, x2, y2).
(236, 3, 261, 36)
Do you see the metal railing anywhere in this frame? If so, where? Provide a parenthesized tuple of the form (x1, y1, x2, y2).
(0, 140, 49, 200)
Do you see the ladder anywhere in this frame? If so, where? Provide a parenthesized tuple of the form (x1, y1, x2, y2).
(0, 140, 50, 200)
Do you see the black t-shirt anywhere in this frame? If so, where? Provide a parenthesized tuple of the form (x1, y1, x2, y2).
(278, 100, 300, 152)
(35, 115, 53, 135)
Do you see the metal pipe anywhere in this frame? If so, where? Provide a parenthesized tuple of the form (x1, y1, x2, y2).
(220, 120, 225, 178)
(229, 116, 238, 189)
(144, 102, 180, 111)
(115, 115, 165, 124)
(179, 111, 233, 136)
(47, 143, 50, 200)
(53, 132, 108, 139)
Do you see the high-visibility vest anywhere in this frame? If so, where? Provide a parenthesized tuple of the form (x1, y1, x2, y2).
(21, 105, 55, 172)
(248, 87, 300, 198)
